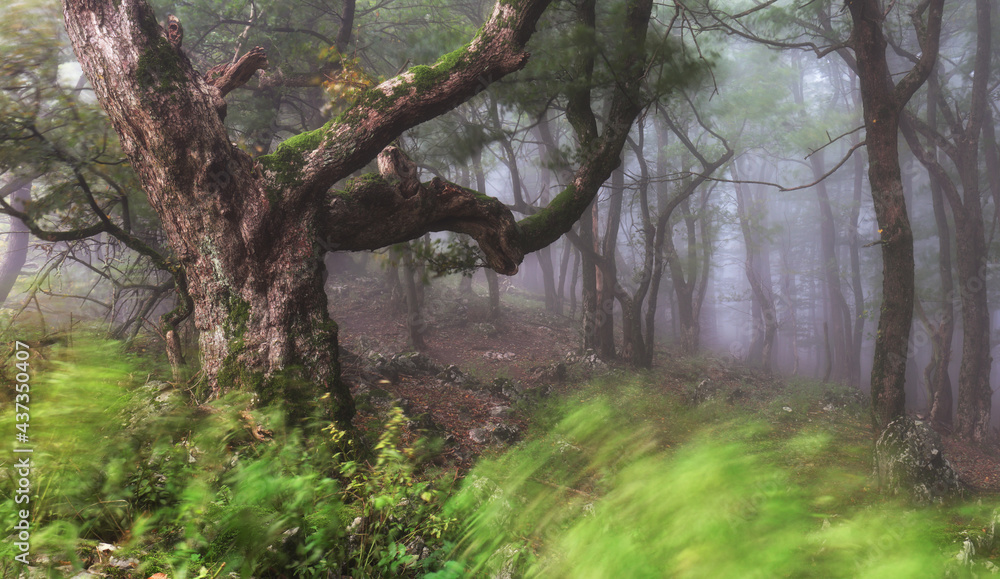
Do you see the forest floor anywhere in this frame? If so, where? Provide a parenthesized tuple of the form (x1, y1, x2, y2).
(327, 270, 1000, 494)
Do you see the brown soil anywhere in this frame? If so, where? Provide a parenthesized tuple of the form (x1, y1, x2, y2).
(941, 435, 1000, 493)
(329, 274, 577, 379)
(327, 270, 1000, 492)
(329, 273, 578, 468)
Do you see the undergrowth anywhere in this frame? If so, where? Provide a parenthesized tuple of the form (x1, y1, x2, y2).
(4, 342, 1000, 578)
(0, 339, 456, 579)
(438, 377, 1000, 577)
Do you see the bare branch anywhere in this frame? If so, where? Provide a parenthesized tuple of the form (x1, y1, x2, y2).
(205, 46, 269, 98)
(805, 125, 864, 159)
(711, 140, 867, 192)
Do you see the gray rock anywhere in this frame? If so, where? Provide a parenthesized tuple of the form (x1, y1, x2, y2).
(577, 350, 608, 373)
(488, 378, 524, 402)
(873, 417, 962, 504)
(469, 423, 520, 445)
(489, 405, 512, 417)
(490, 423, 520, 443)
(438, 364, 477, 388)
(530, 362, 567, 383)
(109, 557, 139, 569)
(689, 379, 723, 405)
(469, 427, 490, 444)
(375, 351, 441, 380)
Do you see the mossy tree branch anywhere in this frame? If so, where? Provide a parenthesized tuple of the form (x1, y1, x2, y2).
(259, 0, 554, 200)
(518, 0, 653, 253)
(323, 175, 523, 275)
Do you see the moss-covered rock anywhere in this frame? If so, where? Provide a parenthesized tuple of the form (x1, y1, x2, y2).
(873, 417, 962, 504)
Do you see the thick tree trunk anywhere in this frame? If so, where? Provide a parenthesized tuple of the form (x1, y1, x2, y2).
(62, 0, 655, 426)
(863, 114, 914, 430)
(61, 0, 548, 423)
(846, 0, 943, 430)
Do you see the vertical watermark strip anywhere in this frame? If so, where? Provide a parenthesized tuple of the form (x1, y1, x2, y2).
(11, 340, 32, 564)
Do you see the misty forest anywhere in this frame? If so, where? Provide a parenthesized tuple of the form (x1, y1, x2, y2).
(3, 0, 1000, 576)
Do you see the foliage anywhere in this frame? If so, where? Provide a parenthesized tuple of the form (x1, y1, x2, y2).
(0, 339, 456, 579)
(319, 49, 376, 118)
(417, 237, 484, 278)
(8, 341, 1000, 578)
(438, 379, 983, 577)
(336, 407, 458, 577)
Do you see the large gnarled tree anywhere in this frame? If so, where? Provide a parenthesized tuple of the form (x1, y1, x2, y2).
(61, 0, 656, 422)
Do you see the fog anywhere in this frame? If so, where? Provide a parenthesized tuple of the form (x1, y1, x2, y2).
(1, 0, 997, 432)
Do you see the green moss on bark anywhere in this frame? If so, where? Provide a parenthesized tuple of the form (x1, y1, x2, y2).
(517, 183, 578, 247)
(332, 42, 475, 130)
(258, 120, 334, 188)
(215, 292, 254, 392)
(136, 37, 186, 93)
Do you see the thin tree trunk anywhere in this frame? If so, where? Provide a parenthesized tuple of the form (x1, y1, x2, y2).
(569, 245, 580, 319)
(401, 243, 426, 351)
(0, 179, 31, 304)
(811, 150, 852, 383)
(849, 139, 866, 389)
(579, 202, 599, 351)
(896, 0, 990, 439)
(594, 165, 625, 360)
(556, 239, 571, 316)
(781, 241, 800, 376)
(733, 159, 776, 371)
(538, 245, 558, 312)
(486, 269, 500, 322)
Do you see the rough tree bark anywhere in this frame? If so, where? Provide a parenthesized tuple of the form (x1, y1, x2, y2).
(845, 0, 944, 430)
(62, 0, 653, 423)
